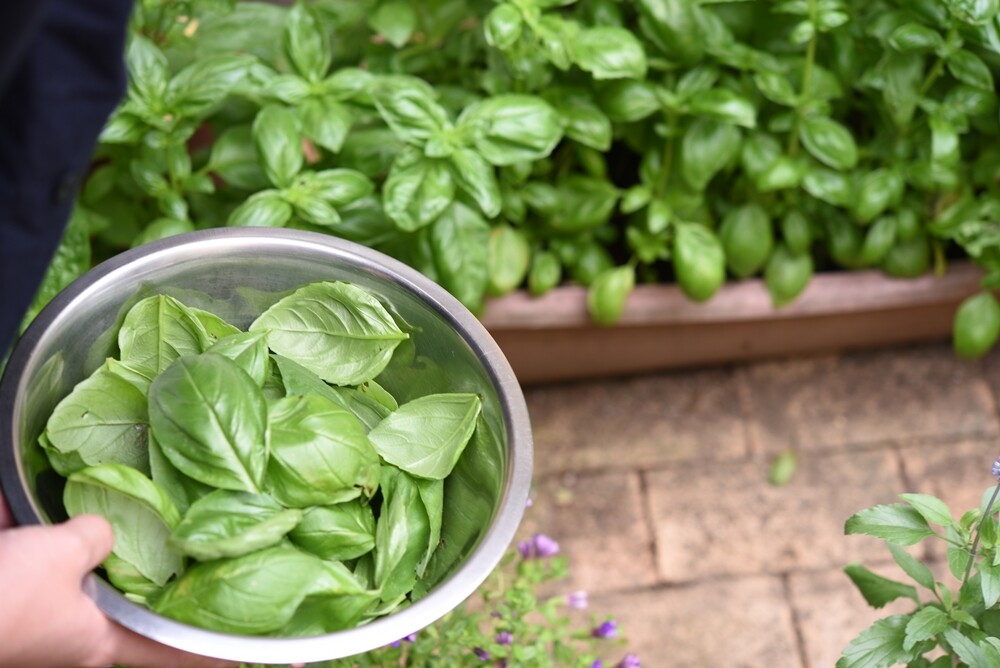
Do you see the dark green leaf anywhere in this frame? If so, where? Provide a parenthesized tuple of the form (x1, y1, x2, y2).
(943, 628, 988, 668)
(634, 0, 706, 64)
(754, 70, 798, 106)
(882, 52, 923, 127)
(900, 493, 955, 527)
(903, 607, 949, 651)
(947, 49, 995, 89)
(598, 80, 661, 122)
(803, 166, 853, 206)
(854, 169, 905, 223)
(888, 23, 944, 52)
(980, 558, 1000, 607)
(681, 117, 741, 191)
(552, 95, 613, 151)
(954, 292, 1000, 359)
(888, 544, 936, 590)
(844, 563, 920, 608)
(800, 116, 858, 170)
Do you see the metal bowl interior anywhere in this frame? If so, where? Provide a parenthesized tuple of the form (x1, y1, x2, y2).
(0, 228, 532, 664)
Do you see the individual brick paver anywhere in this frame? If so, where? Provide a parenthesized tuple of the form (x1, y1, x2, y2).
(591, 576, 802, 668)
(523, 367, 747, 476)
(644, 448, 903, 582)
(741, 344, 998, 456)
(519, 470, 658, 595)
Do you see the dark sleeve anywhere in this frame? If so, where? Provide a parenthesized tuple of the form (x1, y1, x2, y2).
(0, 0, 133, 357)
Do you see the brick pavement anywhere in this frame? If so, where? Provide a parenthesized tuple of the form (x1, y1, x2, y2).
(519, 342, 1000, 667)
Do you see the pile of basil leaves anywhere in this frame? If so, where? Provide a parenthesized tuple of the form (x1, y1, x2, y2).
(39, 280, 482, 636)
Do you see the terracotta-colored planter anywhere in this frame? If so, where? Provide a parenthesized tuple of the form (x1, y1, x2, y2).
(480, 262, 984, 385)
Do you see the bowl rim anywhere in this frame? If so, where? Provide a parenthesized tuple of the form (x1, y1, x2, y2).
(0, 227, 533, 663)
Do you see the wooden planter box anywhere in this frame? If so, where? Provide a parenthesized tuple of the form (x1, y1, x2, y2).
(479, 262, 984, 385)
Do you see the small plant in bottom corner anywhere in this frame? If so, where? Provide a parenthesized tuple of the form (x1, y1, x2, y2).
(326, 532, 639, 668)
(839, 456, 1000, 668)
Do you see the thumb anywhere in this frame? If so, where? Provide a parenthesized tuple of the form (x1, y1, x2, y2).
(57, 514, 115, 573)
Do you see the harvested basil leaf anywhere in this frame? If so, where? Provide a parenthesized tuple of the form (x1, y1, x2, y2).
(148, 431, 212, 514)
(188, 306, 242, 344)
(170, 489, 302, 561)
(374, 466, 432, 602)
(118, 295, 209, 378)
(266, 393, 380, 507)
(278, 587, 381, 636)
(415, 477, 444, 574)
(207, 331, 271, 387)
(368, 393, 482, 480)
(249, 281, 409, 386)
(64, 463, 182, 586)
(271, 354, 390, 431)
(104, 552, 160, 600)
(149, 353, 268, 494)
(288, 500, 376, 561)
(45, 363, 150, 475)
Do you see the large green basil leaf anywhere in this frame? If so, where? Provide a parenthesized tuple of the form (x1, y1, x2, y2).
(719, 203, 774, 278)
(149, 432, 212, 514)
(169, 490, 302, 561)
(635, 0, 705, 64)
(484, 4, 523, 49)
(288, 500, 376, 561)
(572, 26, 647, 80)
(152, 544, 345, 634)
(374, 467, 432, 602)
(64, 464, 182, 586)
(486, 224, 531, 296)
(207, 332, 270, 387)
(598, 79, 660, 122)
(126, 35, 169, 107)
(270, 354, 390, 432)
(383, 149, 456, 231)
(45, 362, 150, 475)
(429, 201, 490, 312)
(368, 393, 481, 480)
(104, 553, 159, 601)
(550, 94, 613, 151)
(372, 76, 452, 145)
(118, 295, 209, 379)
(283, 1, 332, 82)
(279, 587, 380, 636)
(167, 54, 252, 118)
(266, 394, 381, 507)
(881, 51, 923, 128)
(368, 0, 417, 48)
(681, 117, 741, 191)
(458, 95, 563, 166)
(549, 176, 620, 231)
(299, 95, 353, 154)
(254, 105, 303, 188)
(947, 49, 994, 90)
(587, 265, 636, 326)
(149, 353, 268, 493)
(208, 125, 271, 191)
(853, 168, 905, 223)
(799, 115, 858, 170)
(802, 166, 854, 206)
(673, 223, 725, 303)
(307, 168, 374, 207)
(448, 147, 502, 219)
(688, 89, 756, 128)
(250, 281, 409, 386)
(415, 477, 444, 575)
(188, 307, 242, 345)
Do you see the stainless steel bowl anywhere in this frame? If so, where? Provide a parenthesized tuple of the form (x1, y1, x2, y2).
(0, 228, 533, 664)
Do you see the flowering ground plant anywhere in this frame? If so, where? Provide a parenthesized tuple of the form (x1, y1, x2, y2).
(839, 458, 1000, 667)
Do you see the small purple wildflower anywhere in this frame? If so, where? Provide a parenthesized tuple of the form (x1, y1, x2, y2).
(567, 590, 588, 609)
(591, 660, 605, 668)
(474, 647, 490, 661)
(533, 533, 560, 557)
(993, 455, 1000, 478)
(591, 620, 618, 639)
(497, 661, 508, 668)
(518, 539, 532, 558)
(390, 632, 417, 648)
(495, 631, 513, 645)
(616, 654, 640, 668)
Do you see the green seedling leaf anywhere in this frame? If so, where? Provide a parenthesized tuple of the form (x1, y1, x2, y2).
(368, 393, 482, 480)
(251, 281, 408, 386)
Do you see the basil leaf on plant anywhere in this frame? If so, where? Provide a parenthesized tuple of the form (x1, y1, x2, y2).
(719, 203, 774, 278)
(800, 115, 858, 170)
(118, 294, 209, 378)
(169, 490, 302, 561)
(383, 149, 456, 231)
(308, 168, 374, 206)
(587, 266, 635, 326)
(372, 76, 451, 145)
(572, 26, 647, 80)
(449, 147, 502, 219)
(374, 466, 432, 601)
(458, 95, 563, 166)
(368, 393, 482, 480)
(206, 332, 270, 387)
(598, 79, 660, 122)
(299, 95, 353, 154)
(250, 281, 409, 386)
(803, 166, 853, 206)
(266, 394, 381, 507)
(484, 4, 523, 49)
(551, 94, 613, 152)
(430, 201, 490, 312)
(415, 476, 444, 574)
(208, 125, 270, 191)
(486, 224, 532, 296)
(681, 117, 741, 191)
(688, 89, 756, 128)
(672, 223, 725, 303)
(254, 105, 303, 188)
(765, 244, 813, 308)
(152, 544, 341, 634)
(280, 586, 380, 636)
(149, 353, 268, 494)
(270, 354, 390, 432)
(45, 363, 150, 475)
(289, 500, 376, 561)
(126, 35, 169, 107)
(64, 463, 182, 586)
(947, 49, 994, 90)
(549, 176, 620, 232)
(368, 0, 416, 48)
(283, 1, 332, 82)
(634, 0, 705, 65)
(167, 54, 252, 118)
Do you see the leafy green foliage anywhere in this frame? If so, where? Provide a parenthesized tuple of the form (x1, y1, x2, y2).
(41, 280, 485, 637)
(45, 0, 1000, 356)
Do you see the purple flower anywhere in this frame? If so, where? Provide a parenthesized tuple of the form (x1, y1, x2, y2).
(567, 590, 588, 609)
(474, 647, 490, 661)
(591, 620, 618, 639)
(993, 455, 1000, 478)
(526, 497, 534, 508)
(533, 533, 561, 557)
(496, 631, 513, 645)
(497, 661, 508, 668)
(389, 632, 417, 648)
(518, 540, 532, 558)
(591, 660, 605, 668)
(616, 654, 640, 668)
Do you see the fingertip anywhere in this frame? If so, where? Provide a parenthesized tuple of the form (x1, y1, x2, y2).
(62, 514, 115, 568)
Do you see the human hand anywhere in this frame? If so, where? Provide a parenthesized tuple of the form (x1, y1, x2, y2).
(0, 494, 238, 668)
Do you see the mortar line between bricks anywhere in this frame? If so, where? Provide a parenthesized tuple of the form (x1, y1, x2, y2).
(635, 468, 661, 585)
(780, 573, 811, 668)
